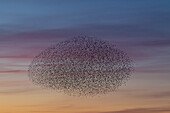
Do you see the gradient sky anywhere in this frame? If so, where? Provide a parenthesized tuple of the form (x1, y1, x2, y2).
(0, 0, 170, 113)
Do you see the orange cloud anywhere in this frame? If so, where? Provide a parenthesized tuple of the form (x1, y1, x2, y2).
(0, 87, 40, 95)
(84, 107, 170, 113)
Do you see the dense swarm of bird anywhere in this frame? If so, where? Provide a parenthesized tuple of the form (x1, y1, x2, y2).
(28, 36, 133, 96)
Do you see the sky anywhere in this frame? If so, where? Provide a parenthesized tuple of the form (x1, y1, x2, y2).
(0, 0, 170, 113)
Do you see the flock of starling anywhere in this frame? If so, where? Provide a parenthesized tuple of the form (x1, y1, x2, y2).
(28, 36, 133, 96)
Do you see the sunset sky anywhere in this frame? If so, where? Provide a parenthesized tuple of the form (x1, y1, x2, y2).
(0, 0, 170, 113)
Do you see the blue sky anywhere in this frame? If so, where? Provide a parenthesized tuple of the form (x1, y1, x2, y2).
(1, 0, 170, 35)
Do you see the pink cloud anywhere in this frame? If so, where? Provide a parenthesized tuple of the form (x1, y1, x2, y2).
(0, 55, 33, 59)
(0, 70, 27, 73)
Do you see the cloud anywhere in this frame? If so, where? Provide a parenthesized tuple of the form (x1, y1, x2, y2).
(1, 22, 170, 43)
(0, 70, 27, 73)
(105, 107, 170, 113)
(84, 107, 170, 113)
(118, 89, 170, 99)
(1, 24, 169, 59)
(0, 80, 30, 87)
(117, 40, 170, 48)
(27, 110, 55, 113)
(135, 67, 170, 74)
(0, 24, 169, 77)
(145, 91, 170, 98)
(134, 40, 170, 47)
(0, 55, 33, 59)
(0, 87, 39, 95)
